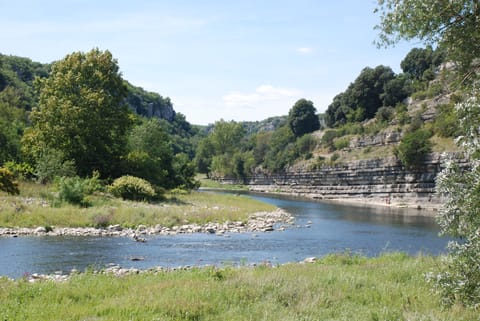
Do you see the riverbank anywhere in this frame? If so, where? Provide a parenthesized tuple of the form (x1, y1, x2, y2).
(247, 186, 441, 215)
(1, 253, 476, 320)
(0, 184, 295, 232)
(0, 208, 294, 237)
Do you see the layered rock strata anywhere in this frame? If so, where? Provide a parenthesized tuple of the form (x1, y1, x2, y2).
(219, 153, 465, 210)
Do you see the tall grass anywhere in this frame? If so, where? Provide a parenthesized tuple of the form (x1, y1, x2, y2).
(0, 253, 477, 320)
(0, 187, 275, 228)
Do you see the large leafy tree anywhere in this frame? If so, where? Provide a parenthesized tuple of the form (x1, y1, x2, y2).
(288, 99, 320, 137)
(0, 87, 27, 164)
(22, 49, 132, 177)
(209, 120, 245, 155)
(434, 88, 480, 306)
(375, 0, 480, 79)
(325, 65, 397, 126)
(375, 0, 480, 306)
(125, 118, 175, 188)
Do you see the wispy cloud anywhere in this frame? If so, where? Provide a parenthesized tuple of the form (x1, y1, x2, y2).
(297, 47, 313, 54)
(223, 85, 302, 109)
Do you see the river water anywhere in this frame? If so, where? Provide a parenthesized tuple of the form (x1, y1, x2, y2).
(0, 192, 449, 278)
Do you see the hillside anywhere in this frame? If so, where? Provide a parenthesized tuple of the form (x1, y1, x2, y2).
(0, 53, 177, 123)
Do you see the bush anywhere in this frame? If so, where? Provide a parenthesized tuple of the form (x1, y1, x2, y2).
(330, 153, 340, 162)
(321, 129, 341, 151)
(433, 104, 459, 137)
(375, 106, 395, 123)
(109, 175, 156, 201)
(3, 161, 35, 181)
(0, 168, 20, 195)
(35, 148, 76, 183)
(333, 137, 350, 151)
(56, 173, 103, 206)
(396, 129, 432, 169)
(296, 134, 317, 154)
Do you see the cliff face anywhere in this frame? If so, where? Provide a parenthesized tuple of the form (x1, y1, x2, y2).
(219, 153, 463, 210)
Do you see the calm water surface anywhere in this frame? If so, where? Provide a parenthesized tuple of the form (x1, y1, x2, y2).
(0, 192, 449, 278)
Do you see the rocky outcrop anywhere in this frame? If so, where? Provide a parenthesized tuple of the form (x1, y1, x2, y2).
(349, 130, 402, 149)
(219, 153, 465, 210)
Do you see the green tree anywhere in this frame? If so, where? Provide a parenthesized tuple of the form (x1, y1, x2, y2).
(125, 118, 174, 188)
(209, 120, 245, 155)
(325, 66, 396, 126)
(0, 87, 28, 164)
(264, 125, 296, 172)
(375, 0, 480, 78)
(351, 66, 396, 119)
(194, 137, 215, 175)
(400, 47, 435, 80)
(172, 153, 199, 189)
(381, 74, 412, 107)
(433, 88, 480, 306)
(288, 99, 320, 137)
(22, 49, 132, 178)
(396, 129, 432, 169)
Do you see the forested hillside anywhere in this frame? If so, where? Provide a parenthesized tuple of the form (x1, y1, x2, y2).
(194, 45, 463, 179)
(0, 50, 198, 192)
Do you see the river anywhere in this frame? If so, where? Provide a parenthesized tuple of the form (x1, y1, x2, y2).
(0, 192, 449, 278)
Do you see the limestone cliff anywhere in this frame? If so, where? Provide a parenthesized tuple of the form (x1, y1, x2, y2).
(218, 152, 465, 210)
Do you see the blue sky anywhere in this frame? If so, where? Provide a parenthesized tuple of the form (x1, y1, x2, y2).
(0, 0, 418, 125)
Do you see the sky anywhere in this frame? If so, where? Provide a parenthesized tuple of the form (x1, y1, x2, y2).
(0, 0, 418, 125)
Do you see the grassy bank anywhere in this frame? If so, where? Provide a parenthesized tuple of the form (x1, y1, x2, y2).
(196, 174, 248, 190)
(0, 253, 476, 320)
(0, 182, 275, 228)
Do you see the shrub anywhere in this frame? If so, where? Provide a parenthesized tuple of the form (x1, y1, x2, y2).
(109, 175, 156, 201)
(375, 106, 395, 123)
(91, 213, 112, 229)
(396, 129, 432, 169)
(330, 152, 340, 162)
(35, 148, 76, 183)
(56, 173, 102, 206)
(0, 168, 20, 195)
(333, 137, 350, 151)
(296, 134, 317, 155)
(434, 104, 459, 137)
(3, 161, 35, 181)
(321, 129, 340, 151)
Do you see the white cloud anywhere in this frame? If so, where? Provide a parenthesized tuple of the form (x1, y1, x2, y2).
(297, 47, 313, 54)
(223, 85, 302, 109)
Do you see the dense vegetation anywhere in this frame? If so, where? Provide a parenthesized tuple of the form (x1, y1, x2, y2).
(0, 49, 198, 197)
(193, 44, 456, 180)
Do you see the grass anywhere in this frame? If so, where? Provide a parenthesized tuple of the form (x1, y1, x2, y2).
(0, 253, 477, 320)
(196, 174, 248, 190)
(0, 182, 275, 228)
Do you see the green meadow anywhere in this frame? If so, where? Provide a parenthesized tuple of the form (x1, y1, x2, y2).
(0, 253, 477, 321)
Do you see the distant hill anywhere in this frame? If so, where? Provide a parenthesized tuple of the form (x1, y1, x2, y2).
(241, 116, 288, 135)
(0, 53, 176, 122)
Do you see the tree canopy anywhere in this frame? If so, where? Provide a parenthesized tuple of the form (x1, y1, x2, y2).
(288, 99, 320, 137)
(22, 49, 132, 177)
(375, 0, 480, 78)
(325, 65, 404, 127)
